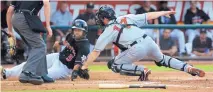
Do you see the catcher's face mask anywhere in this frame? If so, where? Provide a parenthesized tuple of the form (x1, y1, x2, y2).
(95, 11, 105, 26)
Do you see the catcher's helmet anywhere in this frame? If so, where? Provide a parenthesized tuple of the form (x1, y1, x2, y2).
(72, 19, 88, 33)
(96, 6, 116, 26)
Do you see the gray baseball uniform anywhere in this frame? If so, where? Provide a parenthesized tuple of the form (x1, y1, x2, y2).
(94, 13, 192, 76)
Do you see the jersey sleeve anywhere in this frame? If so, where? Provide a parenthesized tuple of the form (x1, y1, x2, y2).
(65, 33, 73, 41)
(201, 10, 210, 21)
(121, 14, 148, 27)
(59, 33, 74, 45)
(94, 27, 117, 51)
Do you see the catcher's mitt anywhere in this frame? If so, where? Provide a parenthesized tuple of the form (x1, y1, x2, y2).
(78, 68, 89, 80)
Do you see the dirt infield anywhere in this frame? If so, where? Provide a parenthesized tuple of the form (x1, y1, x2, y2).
(1, 62, 213, 92)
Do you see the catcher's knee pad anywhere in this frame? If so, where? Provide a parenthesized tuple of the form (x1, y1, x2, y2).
(111, 63, 120, 73)
(154, 55, 171, 67)
(111, 64, 143, 76)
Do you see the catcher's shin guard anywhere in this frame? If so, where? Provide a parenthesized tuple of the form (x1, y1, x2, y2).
(154, 55, 191, 72)
(111, 63, 151, 81)
(107, 59, 114, 69)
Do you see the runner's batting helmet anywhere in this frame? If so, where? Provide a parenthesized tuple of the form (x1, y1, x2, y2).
(72, 19, 88, 33)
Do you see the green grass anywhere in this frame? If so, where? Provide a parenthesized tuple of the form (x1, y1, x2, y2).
(3, 64, 212, 92)
(4, 89, 161, 92)
(89, 64, 213, 72)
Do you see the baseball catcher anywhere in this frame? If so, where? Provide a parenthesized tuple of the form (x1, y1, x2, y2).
(81, 6, 205, 81)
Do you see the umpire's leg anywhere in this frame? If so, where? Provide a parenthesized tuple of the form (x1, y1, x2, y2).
(12, 13, 47, 76)
(12, 13, 47, 84)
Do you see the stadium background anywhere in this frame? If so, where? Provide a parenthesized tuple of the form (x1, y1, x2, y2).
(39, 1, 213, 23)
(38, 1, 213, 60)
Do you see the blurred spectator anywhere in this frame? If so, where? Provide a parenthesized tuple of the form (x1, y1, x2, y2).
(76, 2, 96, 25)
(75, 2, 98, 52)
(158, 1, 186, 56)
(1, 1, 8, 29)
(208, 30, 213, 41)
(1, 1, 28, 62)
(51, 1, 73, 52)
(158, 1, 176, 24)
(1, 1, 12, 63)
(160, 29, 177, 56)
(136, 1, 158, 40)
(184, 1, 211, 43)
(192, 29, 213, 57)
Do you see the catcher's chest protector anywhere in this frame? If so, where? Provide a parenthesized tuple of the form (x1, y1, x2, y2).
(104, 22, 137, 51)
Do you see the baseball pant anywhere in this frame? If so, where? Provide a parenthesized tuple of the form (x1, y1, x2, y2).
(5, 53, 72, 79)
(112, 35, 192, 75)
(12, 13, 47, 76)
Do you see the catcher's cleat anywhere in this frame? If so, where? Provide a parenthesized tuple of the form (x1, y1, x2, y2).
(138, 68, 151, 81)
(0, 66, 7, 79)
(188, 67, 205, 77)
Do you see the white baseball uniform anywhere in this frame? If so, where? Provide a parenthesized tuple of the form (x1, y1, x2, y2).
(5, 53, 72, 79)
(94, 13, 192, 75)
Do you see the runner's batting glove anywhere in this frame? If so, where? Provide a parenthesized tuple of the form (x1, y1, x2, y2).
(71, 70, 78, 81)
